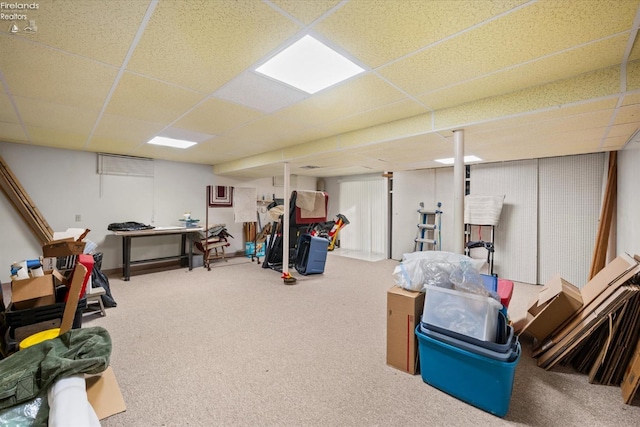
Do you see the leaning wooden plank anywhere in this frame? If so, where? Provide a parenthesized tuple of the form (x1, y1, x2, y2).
(0, 155, 54, 243)
(0, 161, 53, 240)
(0, 157, 52, 233)
(0, 180, 51, 243)
(0, 160, 51, 236)
(0, 158, 53, 239)
(589, 151, 617, 279)
(0, 178, 51, 244)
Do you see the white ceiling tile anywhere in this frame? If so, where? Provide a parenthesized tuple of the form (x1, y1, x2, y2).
(213, 71, 308, 113)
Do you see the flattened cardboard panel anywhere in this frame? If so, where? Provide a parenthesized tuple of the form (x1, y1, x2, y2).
(581, 254, 639, 306)
(86, 367, 127, 420)
(537, 287, 638, 369)
(622, 341, 640, 403)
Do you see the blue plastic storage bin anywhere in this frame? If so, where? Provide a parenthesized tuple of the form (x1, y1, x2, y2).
(294, 234, 329, 275)
(421, 311, 516, 356)
(416, 325, 520, 417)
(419, 323, 518, 362)
(480, 274, 498, 292)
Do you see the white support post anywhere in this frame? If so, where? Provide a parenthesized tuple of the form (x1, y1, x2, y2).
(282, 162, 290, 276)
(453, 129, 465, 254)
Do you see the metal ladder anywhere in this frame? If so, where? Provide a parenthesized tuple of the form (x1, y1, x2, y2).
(414, 202, 442, 251)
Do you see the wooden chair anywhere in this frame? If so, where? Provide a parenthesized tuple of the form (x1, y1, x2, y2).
(192, 225, 233, 270)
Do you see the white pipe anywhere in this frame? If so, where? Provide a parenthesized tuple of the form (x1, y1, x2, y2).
(282, 162, 290, 275)
(453, 129, 465, 254)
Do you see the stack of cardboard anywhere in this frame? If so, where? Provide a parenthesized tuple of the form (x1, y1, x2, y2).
(515, 253, 640, 404)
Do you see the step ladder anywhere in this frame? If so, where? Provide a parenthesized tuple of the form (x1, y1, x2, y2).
(414, 202, 442, 251)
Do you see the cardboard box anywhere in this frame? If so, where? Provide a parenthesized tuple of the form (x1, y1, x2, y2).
(42, 237, 86, 258)
(386, 285, 425, 374)
(42, 256, 57, 272)
(86, 366, 127, 420)
(517, 274, 582, 342)
(11, 274, 56, 310)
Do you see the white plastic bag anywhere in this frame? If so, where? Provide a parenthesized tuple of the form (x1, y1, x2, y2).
(393, 251, 485, 292)
(449, 262, 500, 302)
(391, 258, 425, 291)
(401, 250, 485, 272)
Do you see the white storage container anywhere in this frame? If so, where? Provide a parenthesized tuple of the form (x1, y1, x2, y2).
(422, 284, 502, 342)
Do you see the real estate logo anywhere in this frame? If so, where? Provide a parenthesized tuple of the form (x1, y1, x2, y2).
(1, 2, 39, 34)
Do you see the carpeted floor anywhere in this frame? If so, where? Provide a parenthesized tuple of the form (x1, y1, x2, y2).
(71, 253, 639, 425)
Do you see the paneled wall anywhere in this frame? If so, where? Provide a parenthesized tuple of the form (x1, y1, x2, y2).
(537, 154, 604, 286)
(338, 176, 387, 255)
(618, 143, 640, 260)
(471, 160, 538, 284)
(393, 153, 606, 285)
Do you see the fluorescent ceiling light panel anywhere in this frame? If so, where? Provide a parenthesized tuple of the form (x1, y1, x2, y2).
(147, 136, 197, 149)
(255, 35, 365, 94)
(160, 127, 215, 143)
(434, 155, 482, 165)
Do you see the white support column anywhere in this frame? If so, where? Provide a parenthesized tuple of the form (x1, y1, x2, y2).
(453, 129, 465, 254)
(282, 162, 290, 275)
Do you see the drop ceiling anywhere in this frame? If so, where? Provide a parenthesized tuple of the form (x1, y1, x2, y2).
(1, 0, 639, 178)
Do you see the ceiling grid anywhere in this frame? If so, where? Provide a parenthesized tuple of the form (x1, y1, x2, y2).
(0, 0, 638, 177)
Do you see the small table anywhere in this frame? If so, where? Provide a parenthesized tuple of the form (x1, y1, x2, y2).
(113, 227, 204, 281)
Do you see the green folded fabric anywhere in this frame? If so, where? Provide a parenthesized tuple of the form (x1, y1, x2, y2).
(0, 326, 111, 411)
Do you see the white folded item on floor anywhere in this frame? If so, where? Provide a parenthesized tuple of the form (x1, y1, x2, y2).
(48, 375, 100, 427)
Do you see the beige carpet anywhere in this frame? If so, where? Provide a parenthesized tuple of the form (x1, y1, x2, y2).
(76, 253, 640, 426)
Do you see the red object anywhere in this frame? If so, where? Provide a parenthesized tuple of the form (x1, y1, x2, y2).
(65, 254, 94, 301)
(497, 279, 514, 309)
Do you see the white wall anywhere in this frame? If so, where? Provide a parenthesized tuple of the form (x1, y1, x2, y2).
(617, 143, 640, 258)
(324, 173, 390, 256)
(391, 169, 436, 259)
(0, 141, 316, 282)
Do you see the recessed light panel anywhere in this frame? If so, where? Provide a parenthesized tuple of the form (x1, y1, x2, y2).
(434, 155, 482, 165)
(147, 136, 197, 149)
(255, 35, 365, 94)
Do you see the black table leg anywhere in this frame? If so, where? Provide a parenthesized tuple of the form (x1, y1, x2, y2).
(180, 234, 187, 267)
(123, 236, 131, 281)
